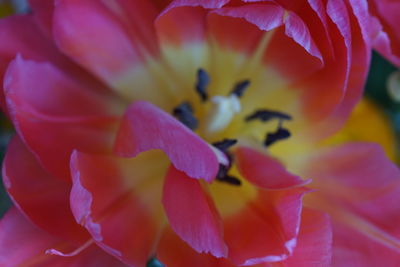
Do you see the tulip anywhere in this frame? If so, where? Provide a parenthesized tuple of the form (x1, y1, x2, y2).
(1, 1, 399, 266)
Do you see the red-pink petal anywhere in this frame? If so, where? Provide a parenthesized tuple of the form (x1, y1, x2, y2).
(322, 0, 371, 130)
(53, 0, 159, 84)
(0, 207, 126, 266)
(0, 15, 58, 111)
(0, 15, 59, 65)
(162, 165, 227, 258)
(70, 150, 167, 266)
(207, 3, 284, 54)
(235, 146, 310, 189)
(282, 208, 332, 267)
(223, 187, 309, 265)
(28, 0, 54, 38)
(331, 221, 400, 266)
(2, 136, 89, 243)
(157, 227, 235, 267)
(304, 143, 400, 251)
(156, 5, 208, 45)
(301, 0, 370, 137)
(207, 3, 323, 80)
(4, 57, 120, 180)
(369, 0, 400, 67)
(162, 0, 229, 11)
(114, 101, 220, 182)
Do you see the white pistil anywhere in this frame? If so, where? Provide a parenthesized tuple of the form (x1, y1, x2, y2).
(204, 94, 241, 135)
(209, 145, 230, 166)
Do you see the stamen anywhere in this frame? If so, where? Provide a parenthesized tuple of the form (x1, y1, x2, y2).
(212, 139, 237, 152)
(264, 125, 291, 147)
(245, 109, 292, 123)
(173, 102, 198, 130)
(195, 68, 210, 102)
(218, 175, 242, 186)
(216, 164, 241, 186)
(231, 80, 250, 98)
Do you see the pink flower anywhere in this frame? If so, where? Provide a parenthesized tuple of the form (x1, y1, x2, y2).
(369, 0, 400, 66)
(1, 0, 399, 266)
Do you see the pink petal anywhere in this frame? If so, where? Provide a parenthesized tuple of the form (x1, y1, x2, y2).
(303, 143, 400, 252)
(162, 0, 229, 11)
(322, 0, 371, 130)
(235, 146, 310, 189)
(282, 208, 332, 267)
(70, 150, 168, 266)
(0, 207, 126, 266)
(162, 165, 227, 258)
(223, 187, 309, 265)
(207, 3, 323, 80)
(28, 0, 54, 38)
(114, 101, 220, 182)
(301, 0, 370, 136)
(3, 136, 89, 243)
(156, 5, 208, 45)
(157, 227, 235, 267)
(331, 221, 400, 266)
(369, 0, 400, 67)
(4, 57, 120, 180)
(53, 0, 165, 100)
(0, 14, 114, 114)
(0, 15, 59, 64)
(207, 3, 285, 54)
(0, 15, 59, 111)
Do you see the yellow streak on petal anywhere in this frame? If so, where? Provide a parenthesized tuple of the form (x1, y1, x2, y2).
(118, 149, 170, 233)
(305, 194, 400, 251)
(207, 164, 257, 218)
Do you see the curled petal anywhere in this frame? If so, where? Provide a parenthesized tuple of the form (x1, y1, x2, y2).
(70, 150, 168, 266)
(282, 208, 332, 267)
(2, 136, 88, 243)
(303, 143, 400, 252)
(114, 101, 220, 182)
(157, 213, 331, 267)
(157, 227, 235, 267)
(369, 0, 400, 67)
(4, 57, 120, 180)
(0, 15, 56, 111)
(0, 207, 125, 266)
(162, 0, 229, 12)
(223, 186, 309, 265)
(162, 165, 227, 257)
(302, 0, 371, 137)
(53, 0, 174, 105)
(156, 5, 208, 45)
(235, 146, 310, 189)
(208, 3, 323, 79)
(332, 221, 400, 266)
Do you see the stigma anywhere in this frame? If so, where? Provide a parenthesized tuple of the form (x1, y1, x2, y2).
(203, 94, 241, 134)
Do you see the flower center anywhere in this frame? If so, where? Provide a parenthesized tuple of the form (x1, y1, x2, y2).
(172, 68, 293, 185)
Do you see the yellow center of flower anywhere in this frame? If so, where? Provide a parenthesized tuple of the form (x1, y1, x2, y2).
(116, 36, 308, 216)
(162, 65, 298, 217)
